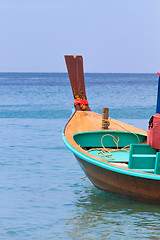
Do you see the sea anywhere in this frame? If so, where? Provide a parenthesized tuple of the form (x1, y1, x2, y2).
(0, 72, 160, 240)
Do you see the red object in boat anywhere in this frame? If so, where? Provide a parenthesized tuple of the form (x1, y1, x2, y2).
(157, 72, 160, 76)
(147, 113, 160, 149)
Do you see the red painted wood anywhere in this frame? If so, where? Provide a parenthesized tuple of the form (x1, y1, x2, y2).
(65, 55, 91, 111)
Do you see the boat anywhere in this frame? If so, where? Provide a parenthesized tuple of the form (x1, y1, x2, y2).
(63, 55, 160, 204)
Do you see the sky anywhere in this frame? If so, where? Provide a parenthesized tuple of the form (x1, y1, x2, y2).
(0, 0, 159, 73)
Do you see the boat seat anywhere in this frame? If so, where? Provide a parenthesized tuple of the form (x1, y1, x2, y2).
(128, 144, 157, 173)
(154, 152, 160, 174)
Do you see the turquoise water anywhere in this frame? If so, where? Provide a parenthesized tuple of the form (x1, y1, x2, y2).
(0, 73, 160, 239)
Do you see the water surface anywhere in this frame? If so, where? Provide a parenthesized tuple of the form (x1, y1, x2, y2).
(0, 73, 159, 239)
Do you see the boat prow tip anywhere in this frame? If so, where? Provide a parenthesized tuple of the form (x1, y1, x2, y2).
(65, 55, 91, 111)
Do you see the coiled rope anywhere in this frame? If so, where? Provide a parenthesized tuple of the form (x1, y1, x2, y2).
(88, 118, 140, 160)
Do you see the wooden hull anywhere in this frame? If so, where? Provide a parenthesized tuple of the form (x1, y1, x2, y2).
(75, 155, 160, 204)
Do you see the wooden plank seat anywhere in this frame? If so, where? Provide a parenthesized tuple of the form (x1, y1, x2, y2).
(128, 144, 159, 173)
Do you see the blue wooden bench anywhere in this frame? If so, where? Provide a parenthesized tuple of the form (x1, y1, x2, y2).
(155, 152, 160, 174)
(128, 144, 157, 173)
(128, 144, 160, 174)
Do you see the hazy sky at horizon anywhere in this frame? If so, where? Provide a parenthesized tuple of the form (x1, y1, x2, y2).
(0, 0, 159, 73)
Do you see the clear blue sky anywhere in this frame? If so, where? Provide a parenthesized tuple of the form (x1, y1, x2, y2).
(0, 0, 159, 73)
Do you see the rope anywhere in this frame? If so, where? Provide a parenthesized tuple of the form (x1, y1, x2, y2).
(102, 119, 110, 128)
(109, 118, 140, 144)
(88, 134, 130, 160)
(88, 119, 140, 160)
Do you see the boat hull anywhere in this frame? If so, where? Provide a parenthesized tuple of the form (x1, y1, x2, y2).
(63, 56, 160, 204)
(75, 155, 160, 204)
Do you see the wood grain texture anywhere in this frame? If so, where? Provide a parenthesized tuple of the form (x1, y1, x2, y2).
(64, 110, 147, 168)
(76, 156, 160, 204)
(65, 110, 146, 148)
(64, 111, 160, 203)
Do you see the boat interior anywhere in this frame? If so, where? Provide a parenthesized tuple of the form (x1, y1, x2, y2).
(73, 131, 160, 174)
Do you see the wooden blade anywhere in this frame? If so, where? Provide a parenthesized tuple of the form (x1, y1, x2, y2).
(65, 55, 90, 111)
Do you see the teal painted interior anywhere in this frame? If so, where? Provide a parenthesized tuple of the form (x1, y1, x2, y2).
(128, 144, 157, 169)
(63, 133, 160, 179)
(155, 152, 160, 174)
(73, 131, 146, 148)
(88, 149, 129, 162)
(73, 132, 160, 174)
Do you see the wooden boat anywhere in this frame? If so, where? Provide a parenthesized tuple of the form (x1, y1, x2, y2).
(63, 55, 160, 204)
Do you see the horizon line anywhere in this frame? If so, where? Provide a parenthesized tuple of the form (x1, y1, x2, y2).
(0, 72, 157, 74)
